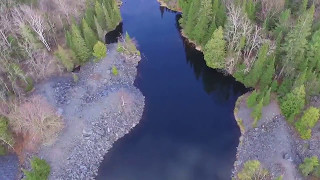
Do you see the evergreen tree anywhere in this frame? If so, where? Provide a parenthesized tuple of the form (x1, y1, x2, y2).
(55, 45, 76, 72)
(215, 0, 227, 27)
(280, 85, 306, 122)
(71, 24, 91, 63)
(244, 43, 269, 87)
(274, 9, 291, 37)
(85, 6, 96, 30)
(260, 56, 275, 90)
(263, 88, 271, 106)
(111, 0, 122, 26)
(245, 0, 257, 21)
(184, 0, 201, 37)
(293, 68, 307, 89)
(307, 30, 320, 73)
(192, 0, 213, 45)
(95, 1, 107, 30)
(280, 6, 314, 78)
(204, 26, 226, 69)
(65, 30, 73, 50)
(103, 4, 114, 31)
(252, 97, 264, 127)
(247, 90, 258, 108)
(94, 16, 105, 41)
(82, 18, 98, 51)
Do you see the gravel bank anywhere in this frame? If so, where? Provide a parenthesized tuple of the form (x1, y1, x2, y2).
(32, 43, 145, 179)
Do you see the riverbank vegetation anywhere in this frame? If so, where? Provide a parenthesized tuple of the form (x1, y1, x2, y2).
(0, 0, 121, 166)
(175, 0, 320, 139)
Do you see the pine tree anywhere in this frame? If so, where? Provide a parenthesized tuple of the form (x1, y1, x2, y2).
(274, 9, 291, 37)
(184, 0, 201, 37)
(85, 6, 96, 30)
(192, 0, 213, 45)
(263, 88, 271, 106)
(82, 18, 98, 51)
(94, 16, 106, 41)
(65, 30, 73, 49)
(307, 30, 320, 73)
(245, 0, 257, 21)
(111, 0, 121, 26)
(247, 90, 258, 108)
(244, 43, 269, 87)
(260, 56, 275, 90)
(95, 1, 107, 30)
(215, 0, 227, 27)
(103, 4, 114, 31)
(55, 45, 76, 72)
(280, 6, 314, 78)
(204, 26, 226, 69)
(252, 97, 264, 127)
(71, 24, 91, 63)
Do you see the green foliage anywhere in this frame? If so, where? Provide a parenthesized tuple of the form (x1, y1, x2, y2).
(0, 116, 14, 155)
(244, 43, 269, 87)
(192, 0, 213, 46)
(247, 90, 258, 108)
(184, 0, 201, 37)
(112, 66, 118, 76)
(280, 85, 306, 122)
(95, 1, 107, 29)
(259, 56, 275, 90)
(70, 24, 91, 63)
(55, 45, 77, 72)
(274, 9, 291, 37)
(280, 6, 314, 78)
(72, 73, 79, 83)
(243, 0, 257, 21)
(20, 25, 42, 50)
(25, 77, 34, 92)
(204, 27, 226, 69)
(299, 156, 319, 177)
(263, 88, 271, 106)
(94, 16, 105, 41)
(85, 6, 96, 30)
(23, 157, 51, 180)
(295, 107, 319, 139)
(92, 41, 107, 61)
(82, 18, 98, 51)
(237, 160, 269, 180)
(252, 97, 263, 127)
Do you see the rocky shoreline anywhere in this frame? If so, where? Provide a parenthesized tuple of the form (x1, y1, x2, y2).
(29, 43, 145, 179)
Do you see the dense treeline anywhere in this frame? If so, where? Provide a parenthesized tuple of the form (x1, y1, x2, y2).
(177, 0, 320, 138)
(0, 0, 121, 159)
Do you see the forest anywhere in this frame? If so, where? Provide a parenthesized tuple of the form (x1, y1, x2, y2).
(0, 0, 123, 178)
(174, 0, 320, 178)
(178, 0, 320, 140)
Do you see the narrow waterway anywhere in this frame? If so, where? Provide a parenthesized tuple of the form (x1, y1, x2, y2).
(97, 0, 247, 179)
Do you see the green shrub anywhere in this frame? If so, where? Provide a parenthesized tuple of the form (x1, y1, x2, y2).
(263, 88, 271, 106)
(237, 160, 269, 180)
(295, 107, 320, 140)
(112, 66, 118, 76)
(23, 157, 51, 180)
(299, 156, 319, 177)
(72, 73, 79, 83)
(0, 145, 7, 156)
(92, 41, 107, 62)
(280, 85, 305, 122)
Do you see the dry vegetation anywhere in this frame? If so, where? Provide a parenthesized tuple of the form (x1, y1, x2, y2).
(0, 0, 88, 155)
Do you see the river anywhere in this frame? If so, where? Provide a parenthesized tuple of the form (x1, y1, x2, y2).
(97, 0, 247, 179)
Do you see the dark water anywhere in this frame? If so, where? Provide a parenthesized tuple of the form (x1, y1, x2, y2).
(97, 0, 247, 179)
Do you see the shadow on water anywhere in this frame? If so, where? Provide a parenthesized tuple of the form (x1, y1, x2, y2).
(97, 0, 248, 180)
(105, 23, 123, 44)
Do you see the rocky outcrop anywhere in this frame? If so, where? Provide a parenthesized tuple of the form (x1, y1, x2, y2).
(33, 43, 145, 179)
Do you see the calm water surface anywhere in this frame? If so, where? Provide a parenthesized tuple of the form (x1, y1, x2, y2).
(97, 0, 247, 179)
